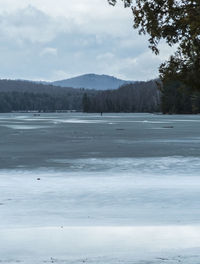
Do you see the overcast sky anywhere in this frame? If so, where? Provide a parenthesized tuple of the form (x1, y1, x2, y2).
(0, 0, 173, 81)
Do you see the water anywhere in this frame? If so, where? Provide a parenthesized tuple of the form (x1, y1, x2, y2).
(0, 113, 200, 263)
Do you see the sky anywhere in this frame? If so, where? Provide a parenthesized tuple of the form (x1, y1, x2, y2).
(0, 0, 173, 81)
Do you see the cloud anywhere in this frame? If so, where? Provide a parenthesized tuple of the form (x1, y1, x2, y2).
(0, 1, 174, 81)
(40, 47, 57, 56)
(0, 5, 70, 44)
(93, 50, 161, 81)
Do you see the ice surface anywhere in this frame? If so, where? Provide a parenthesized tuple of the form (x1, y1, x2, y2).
(1, 226, 200, 263)
(1, 124, 50, 130)
(1, 156, 200, 228)
(1, 113, 200, 263)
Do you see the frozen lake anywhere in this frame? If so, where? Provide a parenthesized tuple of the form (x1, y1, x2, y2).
(1, 113, 200, 263)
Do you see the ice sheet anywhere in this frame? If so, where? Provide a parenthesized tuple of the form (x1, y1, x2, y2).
(1, 226, 200, 263)
(1, 113, 200, 263)
(1, 156, 200, 228)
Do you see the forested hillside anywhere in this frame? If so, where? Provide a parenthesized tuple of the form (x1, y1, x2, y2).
(82, 80, 160, 113)
(0, 79, 160, 113)
(0, 80, 94, 112)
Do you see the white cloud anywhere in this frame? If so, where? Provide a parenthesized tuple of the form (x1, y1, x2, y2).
(40, 47, 57, 56)
(97, 52, 115, 61)
(0, 1, 133, 38)
(0, 6, 71, 44)
(0, 0, 174, 81)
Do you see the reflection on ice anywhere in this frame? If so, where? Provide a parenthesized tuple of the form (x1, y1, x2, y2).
(50, 156, 200, 175)
(1, 113, 200, 263)
(1, 156, 200, 228)
(1, 226, 200, 263)
(1, 124, 50, 129)
(56, 119, 106, 124)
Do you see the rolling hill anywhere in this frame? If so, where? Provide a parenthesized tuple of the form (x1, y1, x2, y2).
(51, 74, 134, 90)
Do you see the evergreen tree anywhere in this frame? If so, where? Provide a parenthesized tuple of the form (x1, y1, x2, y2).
(82, 93, 91, 112)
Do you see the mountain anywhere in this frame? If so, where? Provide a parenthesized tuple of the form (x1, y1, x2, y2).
(51, 74, 134, 90)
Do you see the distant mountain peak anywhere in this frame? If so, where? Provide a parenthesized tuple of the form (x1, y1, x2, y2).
(51, 73, 134, 90)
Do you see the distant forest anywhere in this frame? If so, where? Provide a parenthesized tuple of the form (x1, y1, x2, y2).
(0, 79, 161, 113)
(0, 80, 94, 112)
(2, 78, 200, 114)
(83, 80, 160, 113)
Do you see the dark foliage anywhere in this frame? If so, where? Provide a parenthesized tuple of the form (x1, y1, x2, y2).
(0, 79, 161, 113)
(109, 1, 200, 113)
(160, 80, 200, 114)
(0, 79, 95, 112)
(83, 80, 160, 113)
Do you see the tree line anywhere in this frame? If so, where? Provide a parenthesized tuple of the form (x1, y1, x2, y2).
(0, 79, 161, 113)
(1, 78, 200, 114)
(82, 80, 160, 113)
(0, 91, 82, 112)
(0, 80, 95, 112)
